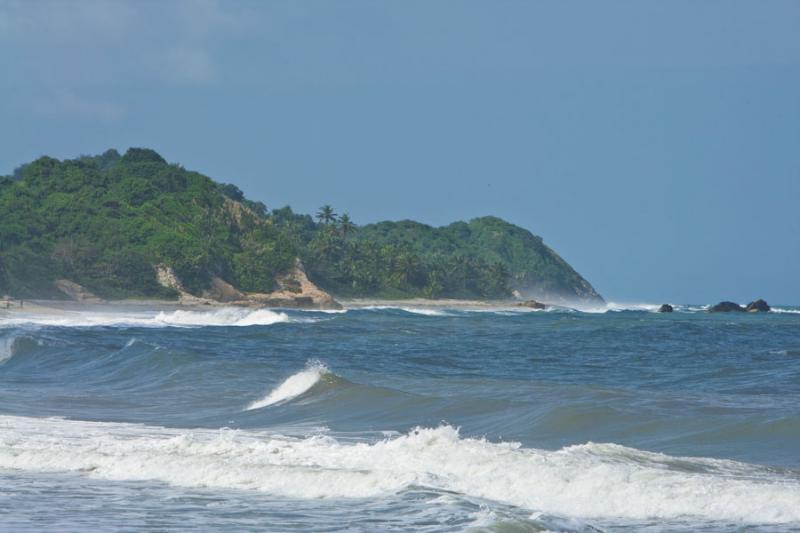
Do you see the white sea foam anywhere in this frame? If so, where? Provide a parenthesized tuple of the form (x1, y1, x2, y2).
(361, 306, 452, 316)
(603, 302, 662, 313)
(0, 335, 16, 363)
(153, 308, 290, 327)
(2, 415, 799, 524)
(245, 361, 329, 410)
(0, 308, 293, 328)
(772, 307, 800, 314)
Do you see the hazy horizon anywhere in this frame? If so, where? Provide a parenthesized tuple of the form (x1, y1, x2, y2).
(2, 1, 798, 304)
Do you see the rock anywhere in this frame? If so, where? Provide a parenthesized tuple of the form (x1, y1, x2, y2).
(657, 304, 673, 313)
(54, 279, 103, 303)
(202, 276, 245, 302)
(247, 259, 343, 310)
(154, 264, 184, 293)
(745, 299, 770, 312)
(517, 299, 546, 310)
(154, 264, 215, 305)
(155, 259, 341, 310)
(709, 301, 745, 313)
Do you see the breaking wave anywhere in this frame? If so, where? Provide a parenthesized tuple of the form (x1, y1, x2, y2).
(0, 307, 295, 328)
(1, 415, 799, 524)
(246, 361, 330, 410)
(772, 307, 800, 315)
(0, 335, 16, 364)
(360, 306, 453, 316)
(603, 302, 663, 313)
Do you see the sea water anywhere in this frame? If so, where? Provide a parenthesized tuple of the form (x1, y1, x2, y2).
(1, 303, 799, 531)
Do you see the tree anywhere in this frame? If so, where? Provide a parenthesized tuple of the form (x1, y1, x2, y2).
(339, 213, 354, 237)
(316, 204, 337, 225)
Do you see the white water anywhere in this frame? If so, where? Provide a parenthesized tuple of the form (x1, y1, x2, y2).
(0, 307, 292, 328)
(360, 306, 453, 316)
(245, 361, 329, 410)
(604, 301, 663, 313)
(1, 415, 799, 524)
(0, 335, 16, 363)
(773, 307, 800, 314)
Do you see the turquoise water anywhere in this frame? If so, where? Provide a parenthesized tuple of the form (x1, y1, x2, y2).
(1, 303, 799, 531)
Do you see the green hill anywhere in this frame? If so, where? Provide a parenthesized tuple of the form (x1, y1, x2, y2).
(354, 217, 602, 302)
(0, 148, 602, 303)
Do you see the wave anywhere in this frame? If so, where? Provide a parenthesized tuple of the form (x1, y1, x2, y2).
(603, 301, 662, 313)
(2, 415, 799, 524)
(359, 306, 453, 317)
(153, 308, 290, 327)
(772, 307, 800, 315)
(0, 307, 296, 328)
(0, 335, 16, 364)
(245, 361, 330, 410)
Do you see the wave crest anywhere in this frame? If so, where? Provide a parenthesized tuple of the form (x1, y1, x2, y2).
(2, 416, 799, 524)
(245, 361, 330, 410)
(0, 335, 16, 364)
(0, 307, 293, 328)
(360, 306, 452, 316)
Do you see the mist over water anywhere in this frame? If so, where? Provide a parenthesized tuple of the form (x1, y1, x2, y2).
(1, 303, 799, 531)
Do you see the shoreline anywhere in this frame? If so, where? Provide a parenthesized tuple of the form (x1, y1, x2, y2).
(0, 297, 585, 318)
(4, 297, 527, 312)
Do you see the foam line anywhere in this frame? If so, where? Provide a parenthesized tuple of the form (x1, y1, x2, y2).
(2, 416, 799, 524)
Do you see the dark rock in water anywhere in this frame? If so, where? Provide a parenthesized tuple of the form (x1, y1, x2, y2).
(709, 301, 745, 313)
(745, 299, 770, 312)
(657, 304, 673, 313)
(517, 299, 546, 310)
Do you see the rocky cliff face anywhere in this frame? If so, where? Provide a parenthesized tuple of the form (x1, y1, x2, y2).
(154, 265, 210, 305)
(54, 280, 104, 303)
(154, 260, 341, 310)
(244, 259, 342, 310)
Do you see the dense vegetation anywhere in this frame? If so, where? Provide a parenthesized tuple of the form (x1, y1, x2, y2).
(0, 149, 602, 302)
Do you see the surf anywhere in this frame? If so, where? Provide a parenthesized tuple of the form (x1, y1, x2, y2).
(0, 307, 294, 328)
(2, 415, 799, 525)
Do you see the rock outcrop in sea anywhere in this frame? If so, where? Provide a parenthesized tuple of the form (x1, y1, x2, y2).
(657, 304, 673, 313)
(709, 301, 746, 312)
(709, 300, 771, 313)
(745, 299, 771, 312)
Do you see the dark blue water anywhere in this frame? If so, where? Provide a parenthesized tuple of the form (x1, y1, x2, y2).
(1, 303, 799, 531)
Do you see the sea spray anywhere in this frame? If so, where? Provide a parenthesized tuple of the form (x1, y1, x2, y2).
(246, 361, 330, 410)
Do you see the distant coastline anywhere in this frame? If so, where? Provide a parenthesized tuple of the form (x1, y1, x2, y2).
(1, 148, 602, 306)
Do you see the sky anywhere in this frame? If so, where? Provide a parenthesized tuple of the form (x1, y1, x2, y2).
(1, 0, 798, 304)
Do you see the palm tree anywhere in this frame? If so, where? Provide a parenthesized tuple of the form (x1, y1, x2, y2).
(394, 250, 420, 285)
(339, 213, 354, 237)
(316, 205, 337, 225)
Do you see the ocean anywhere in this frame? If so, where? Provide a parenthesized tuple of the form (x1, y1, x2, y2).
(1, 302, 799, 531)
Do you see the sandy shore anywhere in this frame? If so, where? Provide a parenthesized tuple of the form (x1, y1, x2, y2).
(0, 299, 203, 317)
(0, 297, 533, 316)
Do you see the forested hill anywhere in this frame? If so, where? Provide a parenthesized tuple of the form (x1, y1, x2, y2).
(0, 148, 603, 303)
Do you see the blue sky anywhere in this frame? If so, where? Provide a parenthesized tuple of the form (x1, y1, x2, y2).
(1, 1, 798, 303)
